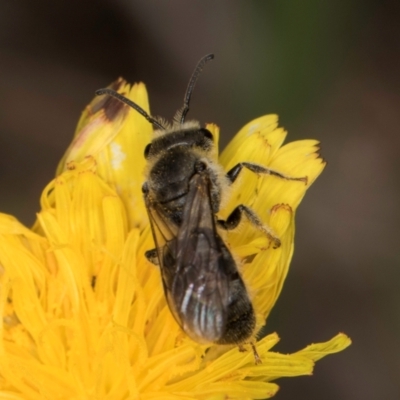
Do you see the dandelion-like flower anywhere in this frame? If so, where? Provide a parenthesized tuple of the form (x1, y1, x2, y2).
(0, 79, 350, 399)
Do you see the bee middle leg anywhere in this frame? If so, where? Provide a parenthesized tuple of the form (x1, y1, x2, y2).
(217, 205, 281, 248)
(226, 162, 307, 185)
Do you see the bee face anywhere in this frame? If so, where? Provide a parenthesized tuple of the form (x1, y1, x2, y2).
(96, 54, 307, 361)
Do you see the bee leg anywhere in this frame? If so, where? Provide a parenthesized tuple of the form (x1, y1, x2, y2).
(250, 343, 262, 365)
(238, 343, 262, 364)
(145, 248, 160, 266)
(226, 162, 308, 185)
(217, 205, 281, 248)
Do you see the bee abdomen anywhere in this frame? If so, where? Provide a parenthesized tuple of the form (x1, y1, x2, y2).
(217, 301, 256, 344)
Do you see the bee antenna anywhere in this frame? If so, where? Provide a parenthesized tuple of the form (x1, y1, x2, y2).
(180, 53, 214, 124)
(95, 88, 166, 130)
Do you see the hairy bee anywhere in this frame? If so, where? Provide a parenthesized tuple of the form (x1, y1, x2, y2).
(96, 54, 306, 362)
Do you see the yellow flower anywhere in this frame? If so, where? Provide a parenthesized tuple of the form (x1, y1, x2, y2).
(0, 79, 350, 399)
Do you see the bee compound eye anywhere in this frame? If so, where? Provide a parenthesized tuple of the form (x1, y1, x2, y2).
(195, 161, 207, 173)
(144, 143, 152, 158)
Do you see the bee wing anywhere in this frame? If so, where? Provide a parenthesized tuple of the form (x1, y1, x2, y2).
(144, 192, 178, 260)
(144, 189, 184, 295)
(144, 172, 237, 343)
(170, 172, 236, 343)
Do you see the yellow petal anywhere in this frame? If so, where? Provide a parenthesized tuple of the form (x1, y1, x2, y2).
(96, 83, 153, 229)
(57, 78, 130, 175)
(295, 333, 352, 362)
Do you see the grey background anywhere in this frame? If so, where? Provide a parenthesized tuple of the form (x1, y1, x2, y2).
(1, 1, 399, 399)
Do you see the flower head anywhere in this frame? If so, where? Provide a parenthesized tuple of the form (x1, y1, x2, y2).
(0, 79, 350, 399)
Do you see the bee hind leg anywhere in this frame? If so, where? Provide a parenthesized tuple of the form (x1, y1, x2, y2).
(250, 342, 262, 364)
(217, 205, 281, 248)
(238, 343, 262, 364)
(144, 248, 159, 265)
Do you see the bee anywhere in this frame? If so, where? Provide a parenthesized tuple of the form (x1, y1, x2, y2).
(96, 54, 307, 362)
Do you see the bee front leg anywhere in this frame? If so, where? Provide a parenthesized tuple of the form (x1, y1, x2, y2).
(226, 162, 307, 185)
(217, 205, 281, 248)
(145, 248, 160, 266)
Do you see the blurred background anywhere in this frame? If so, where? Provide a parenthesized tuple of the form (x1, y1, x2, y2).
(0, 1, 399, 398)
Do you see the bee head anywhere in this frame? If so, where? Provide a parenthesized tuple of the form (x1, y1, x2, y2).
(144, 125, 214, 159)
